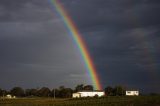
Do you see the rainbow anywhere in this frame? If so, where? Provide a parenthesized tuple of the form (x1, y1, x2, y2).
(49, 0, 102, 90)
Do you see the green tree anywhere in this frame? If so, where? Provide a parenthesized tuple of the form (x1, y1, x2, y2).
(10, 87, 25, 97)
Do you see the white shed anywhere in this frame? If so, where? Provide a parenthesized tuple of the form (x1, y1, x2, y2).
(72, 92, 81, 98)
(126, 91, 139, 96)
(72, 91, 105, 98)
(6, 94, 12, 99)
(5, 94, 16, 99)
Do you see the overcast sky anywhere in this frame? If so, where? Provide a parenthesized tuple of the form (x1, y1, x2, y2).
(0, 0, 160, 93)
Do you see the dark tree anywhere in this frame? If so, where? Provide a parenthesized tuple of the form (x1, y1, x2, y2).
(105, 86, 114, 96)
(83, 85, 93, 91)
(58, 86, 66, 98)
(113, 86, 126, 96)
(0, 88, 2, 96)
(54, 86, 73, 98)
(2, 90, 8, 96)
(37, 87, 51, 97)
(75, 84, 84, 92)
(25, 88, 38, 97)
(10, 87, 25, 97)
(0, 89, 3, 96)
(64, 88, 73, 98)
(51, 89, 56, 98)
(54, 89, 60, 98)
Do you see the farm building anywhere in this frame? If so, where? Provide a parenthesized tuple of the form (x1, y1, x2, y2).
(126, 91, 139, 96)
(72, 91, 105, 98)
(6, 94, 16, 99)
(6, 94, 12, 98)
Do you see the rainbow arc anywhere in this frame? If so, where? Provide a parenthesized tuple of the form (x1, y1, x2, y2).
(49, 0, 102, 90)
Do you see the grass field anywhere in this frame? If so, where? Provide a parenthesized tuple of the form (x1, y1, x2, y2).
(0, 96, 160, 106)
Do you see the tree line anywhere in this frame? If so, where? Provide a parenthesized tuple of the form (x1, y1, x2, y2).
(0, 84, 126, 98)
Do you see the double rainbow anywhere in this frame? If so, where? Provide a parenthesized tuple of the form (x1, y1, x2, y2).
(49, 0, 102, 90)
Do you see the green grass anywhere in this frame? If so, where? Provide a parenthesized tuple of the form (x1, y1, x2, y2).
(0, 96, 160, 106)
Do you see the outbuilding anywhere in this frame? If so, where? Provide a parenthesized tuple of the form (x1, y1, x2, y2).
(126, 91, 139, 96)
(6, 94, 12, 99)
(72, 91, 105, 98)
(5, 94, 16, 99)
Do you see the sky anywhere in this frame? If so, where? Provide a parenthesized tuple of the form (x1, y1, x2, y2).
(0, 0, 160, 93)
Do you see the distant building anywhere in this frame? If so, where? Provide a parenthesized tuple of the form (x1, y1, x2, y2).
(72, 91, 105, 98)
(6, 94, 12, 99)
(6, 94, 16, 99)
(126, 91, 139, 96)
(13, 96, 16, 98)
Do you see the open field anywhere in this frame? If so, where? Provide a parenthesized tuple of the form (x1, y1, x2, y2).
(0, 96, 160, 106)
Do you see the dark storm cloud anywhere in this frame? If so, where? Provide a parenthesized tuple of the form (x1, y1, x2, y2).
(62, 0, 160, 31)
(0, 21, 89, 88)
(0, 0, 90, 89)
(0, 0, 53, 22)
(61, 0, 160, 92)
(0, 0, 160, 93)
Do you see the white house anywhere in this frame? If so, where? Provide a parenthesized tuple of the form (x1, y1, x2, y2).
(72, 91, 105, 98)
(72, 92, 81, 98)
(5, 94, 16, 99)
(126, 91, 139, 96)
(6, 94, 12, 99)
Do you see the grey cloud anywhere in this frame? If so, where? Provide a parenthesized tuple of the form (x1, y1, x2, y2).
(61, 0, 160, 32)
(0, 0, 53, 22)
(0, 0, 89, 89)
(0, 0, 159, 93)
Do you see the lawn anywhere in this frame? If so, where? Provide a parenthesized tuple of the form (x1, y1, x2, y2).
(0, 96, 160, 106)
